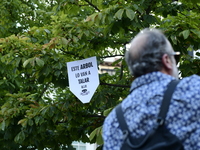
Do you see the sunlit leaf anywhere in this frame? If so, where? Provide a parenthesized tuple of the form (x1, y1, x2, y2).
(14, 131, 25, 143)
(0, 120, 6, 131)
(114, 9, 124, 20)
(181, 30, 190, 39)
(36, 57, 44, 67)
(126, 8, 135, 20)
(23, 58, 32, 68)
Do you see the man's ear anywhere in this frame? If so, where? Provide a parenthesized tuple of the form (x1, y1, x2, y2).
(162, 54, 173, 70)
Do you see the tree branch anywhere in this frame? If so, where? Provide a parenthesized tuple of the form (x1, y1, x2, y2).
(56, 114, 105, 124)
(100, 82, 130, 88)
(82, 114, 106, 119)
(60, 48, 124, 59)
(84, 0, 100, 12)
(100, 55, 124, 58)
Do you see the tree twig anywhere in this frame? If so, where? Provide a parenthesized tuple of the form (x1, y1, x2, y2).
(84, 0, 100, 12)
(100, 55, 124, 58)
(100, 82, 130, 88)
(82, 114, 106, 118)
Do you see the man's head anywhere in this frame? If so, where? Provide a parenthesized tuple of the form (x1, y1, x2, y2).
(125, 28, 179, 79)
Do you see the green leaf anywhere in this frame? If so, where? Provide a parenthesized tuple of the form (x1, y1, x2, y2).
(170, 35, 177, 45)
(28, 119, 34, 126)
(90, 13, 98, 22)
(48, 106, 55, 118)
(89, 128, 97, 141)
(41, 106, 49, 117)
(114, 9, 124, 20)
(96, 134, 103, 145)
(34, 116, 41, 125)
(96, 127, 103, 145)
(31, 37, 38, 43)
(143, 15, 157, 24)
(36, 57, 44, 67)
(23, 58, 32, 68)
(73, 36, 79, 43)
(133, 4, 138, 10)
(0, 80, 4, 85)
(84, 30, 90, 37)
(14, 131, 25, 143)
(15, 57, 21, 67)
(18, 118, 28, 127)
(126, 9, 135, 20)
(61, 37, 70, 45)
(181, 30, 190, 39)
(44, 29, 51, 34)
(30, 58, 35, 67)
(0, 120, 6, 131)
(103, 107, 113, 116)
(191, 29, 200, 38)
(89, 126, 103, 145)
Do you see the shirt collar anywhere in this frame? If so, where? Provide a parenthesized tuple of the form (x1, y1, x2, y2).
(130, 72, 175, 92)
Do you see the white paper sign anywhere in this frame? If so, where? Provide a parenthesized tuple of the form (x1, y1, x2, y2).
(66, 56, 99, 103)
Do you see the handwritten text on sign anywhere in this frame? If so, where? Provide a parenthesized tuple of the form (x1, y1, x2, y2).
(67, 57, 99, 103)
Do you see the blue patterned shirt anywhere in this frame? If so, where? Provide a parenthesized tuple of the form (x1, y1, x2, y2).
(103, 72, 200, 150)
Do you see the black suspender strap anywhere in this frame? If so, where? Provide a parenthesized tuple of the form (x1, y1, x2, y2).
(116, 80, 180, 133)
(115, 104, 130, 133)
(157, 80, 180, 125)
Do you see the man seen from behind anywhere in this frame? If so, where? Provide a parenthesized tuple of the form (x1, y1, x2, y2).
(103, 28, 200, 150)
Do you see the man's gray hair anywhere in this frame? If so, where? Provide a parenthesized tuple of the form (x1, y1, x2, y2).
(125, 28, 171, 77)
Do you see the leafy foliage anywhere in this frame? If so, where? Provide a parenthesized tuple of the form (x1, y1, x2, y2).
(0, 0, 200, 149)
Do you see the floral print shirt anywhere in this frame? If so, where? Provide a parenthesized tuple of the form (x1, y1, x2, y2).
(103, 72, 200, 150)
